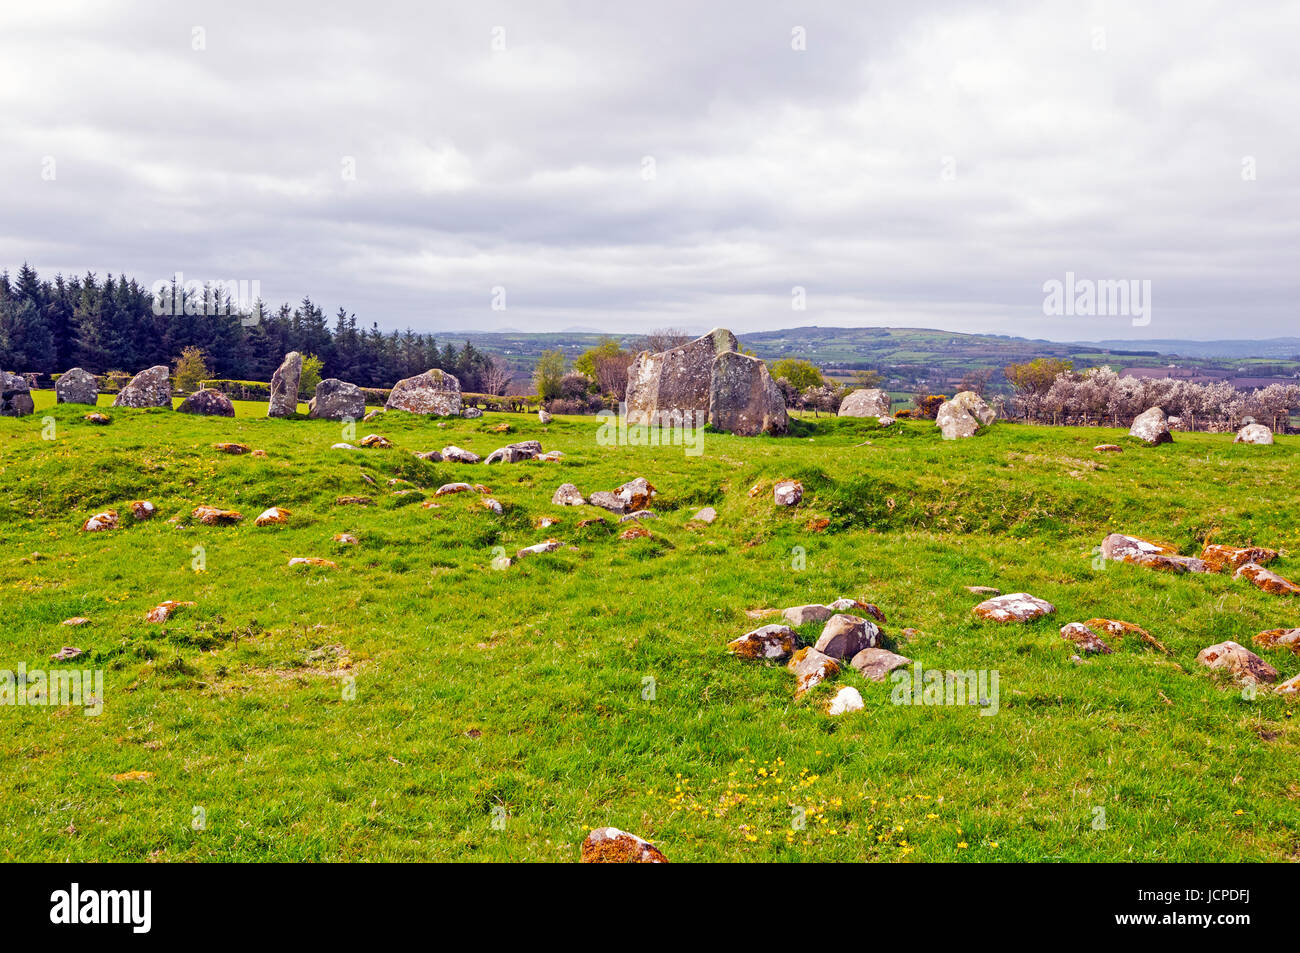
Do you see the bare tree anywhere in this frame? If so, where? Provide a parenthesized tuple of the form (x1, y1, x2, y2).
(481, 356, 513, 396)
(644, 328, 691, 353)
(593, 353, 633, 398)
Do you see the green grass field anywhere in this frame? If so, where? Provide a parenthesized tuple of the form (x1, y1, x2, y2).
(2, 395, 1297, 862)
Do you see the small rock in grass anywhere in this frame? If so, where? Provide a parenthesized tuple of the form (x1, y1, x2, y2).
(1277, 673, 1300, 695)
(441, 445, 481, 463)
(1235, 562, 1300, 597)
(827, 598, 886, 622)
(783, 604, 833, 626)
(552, 483, 585, 506)
(615, 478, 656, 510)
(1094, 444, 1123, 452)
(436, 482, 475, 496)
(1196, 640, 1278, 684)
(61, 617, 91, 627)
(82, 510, 118, 532)
(130, 500, 155, 521)
(1254, 628, 1300, 654)
(192, 505, 242, 525)
(973, 593, 1055, 622)
(50, 646, 83, 661)
(588, 491, 627, 513)
(85, 412, 111, 425)
(774, 480, 803, 506)
(728, 624, 799, 661)
(1060, 622, 1112, 655)
(577, 517, 608, 528)
(619, 525, 651, 540)
(516, 539, 562, 559)
(481, 498, 503, 514)
(334, 533, 359, 545)
(332, 443, 359, 450)
(213, 442, 250, 454)
(335, 496, 373, 506)
(965, 585, 1000, 596)
(1083, 618, 1169, 653)
(255, 507, 290, 526)
(536, 516, 561, 528)
(414, 450, 443, 462)
(849, 647, 911, 681)
(1234, 423, 1274, 445)
(788, 647, 839, 695)
(827, 686, 864, 716)
(289, 557, 337, 568)
(359, 434, 392, 448)
(579, 827, 667, 864)
(814, 614, 881, 659)
(538, 409, 553, 424)
(146, 600, 194, 624)
(691, 506, 717, 524)
(618, 510, 658, 522)
(1200, 544, 1278, 573)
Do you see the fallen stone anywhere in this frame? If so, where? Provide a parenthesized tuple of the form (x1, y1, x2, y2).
(481, 498, 503, 515)
(55, 367, 98, 405)
(1278, 673, 1300, 695)
(485, 441, 543, 464)
(462, 407, 482, 418)
(332, 443, 358, 450)
(1200, 544, 1278, 573)
(728, 624, 800, 661)
(828, 598, 886, 623)
(814, 614, 881, 659)
(146, 600, 194, 624)
(1234, 423, 1274, 445)
(268, 352, 302, 417)
(619, 525, 651, 540)
(112, 366, 172, 408)
(625, 328, 738, 427)
(441, 446, 482, 463)
(335, 496, 373, 506)
(334, 533, 358, 545)
(538, 409, 553, 424)
(414, 450, 443, 462)
(789, 647, 839, 695)
(386, 368, 462, 416)
(849, 647, 911, 681)
(580, 827, 668, 864)
(1060, 622, 1112, 655)
(1196, 640, 1279, 684)
(537, 451, 564, 462)
(827, 686, 864, 715)
(577, 517, 608, 528)
(82, 510, 118, 532)
(965, 586, 1001, 596)
(192, 506, 242, 525)
(618, 510, 658, 522)
(774, 480, 802, 506)
(61, 617, 91, 627)
(878, 416, 895, 426)
(937, 391, 994, 439)
(1100, 533, 1208, 573)
(177, 388, 235, 417)
(255, 507, 290, 526)
(838, 388, 891, 418)
(1129, 407, 1173, 445)
(1235, 562, 1300, 596)
(973, 593, 1055, 622)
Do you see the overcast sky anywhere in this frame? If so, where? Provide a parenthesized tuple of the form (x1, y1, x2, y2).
(1, 0, 1296, 341)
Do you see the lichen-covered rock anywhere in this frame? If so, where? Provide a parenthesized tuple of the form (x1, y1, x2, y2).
(1254, 628, 1300, 654)
(936, 399, 979, 439)
(1060, 622, 1112, 655)
(1094, 444, 1123, 453)
(774, 480, 802, 506)
(1200, 544, 1278, 573)
(973, 592, 1055, 622)
(625, 328, 738, 427)
(619, 525, 650, 540)
(707, 350, 788, 436)
(441, 446, 481, 463)
(789, 647, 840, 695)
(177, 388, 235, 416)
(552, 483, 585, 506)
(1100, 533, 1207, 573)
(435, 482, 475, 496)
(1234, 423, 1274, 445)
(254, 507, 290, 526)
(838, 388, 891, 418)
(192, 505, 242, 525)
(588, 491, 628, 514)
(359, 434, 392, 448)
(580, 827, 668, 863)
(1129, 407, 1172, 444)
(82, 510, 118, 532)
(485, 441, 543, 464)
(1196, 640, 1279, 684)
(814, 614, 881, 659)
(112, 366, 172, 408)
(385, 368, 462, 416)
(56, 367, 98, 405)
(335, 496, 373, 506)
(481, 498, 503, 515)
(1234, 562, 1300, 597)
(615, 477, 656, 510)
(1, 371, 35, 417)
(146, 600, 194, 624)
(130, 500, 155, 521)
(268, 351, 302, 417)
(516, 539, 562, 559)
(308, 378, 365, 421)
(728, 624, 799, 661)
(1083, 618, 1168, 653)
(85, 412, 111, 424)
(334, 533, 359, 545)
(214, 442, 250, 454)
(827, 686, 864, 715)
(783, 604, 834, 626)
(827, 598, 886, 622)
(288, 557, 336, 568)
(461, 407, 482, 419)
(849, 647, 911, 681)
(414, 449, 443, 462)
(949, 391, 996, 426)
(691, 506, 717, 524)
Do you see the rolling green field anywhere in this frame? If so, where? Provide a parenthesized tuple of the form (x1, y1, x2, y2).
(2, 395, 1297, 862)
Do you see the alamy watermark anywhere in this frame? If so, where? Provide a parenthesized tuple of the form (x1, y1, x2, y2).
(2, 664, 103, 716)
(151, 271, 262, 325)
(890, 663, 999, 716)
(596, 402, 705, 456)
(1042, 271, 1151, 327)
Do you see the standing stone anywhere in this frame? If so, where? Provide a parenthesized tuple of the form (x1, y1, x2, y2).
(625, 328, 738, 427)
(112, 366, 172, 408)
(538, 408, 553, 424)
(936, 391, 994, 439)
(1, 371, 35, 416)
(55, 367, 99, 405)
(1129, 407, 1172, 444)
(177, 388, 236, 417)
(268, 351, 302, 417)
(1234, 423, 1274, 445)
(385, 368, 462, 416)
(708, 351, 789, 436)
(308, 379, 365, 421)
(838, 388, 891, 418)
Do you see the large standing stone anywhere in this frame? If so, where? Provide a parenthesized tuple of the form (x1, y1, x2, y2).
(838, 388, 891, 418)
(1234, 423, 1274, 445)
(386, 369, 463, 416)
(708, 351, 788, 435)
(177, 388, 235, 416)
(1, 371, 35, 416)
(950, 391, 996, 426)
(267, 351, 302, 417)
(308, 379, 365, 421)
(936, 391, 993, 439)
(55, 367, 99, 405)
(624, 328, 738, 427)
(1129, 407, 1172, 444)
(112, 366, 172, 408)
